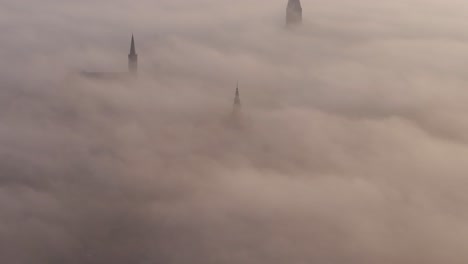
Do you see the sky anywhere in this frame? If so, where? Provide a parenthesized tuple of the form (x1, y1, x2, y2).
(1, 0, 468, 263)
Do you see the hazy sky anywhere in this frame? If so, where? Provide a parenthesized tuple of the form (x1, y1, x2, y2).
(2, 0, 468, 263)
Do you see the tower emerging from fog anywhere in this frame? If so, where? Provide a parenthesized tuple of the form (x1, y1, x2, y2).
(286, 0, 302, 26)
(233, 82, 241, 113)
(229, 82, 242, 126)
(128, 34, 138, 75)
(79, 34, 139, 80)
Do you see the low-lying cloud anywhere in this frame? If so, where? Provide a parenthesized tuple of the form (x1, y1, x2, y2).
(1, 0, 468, 263)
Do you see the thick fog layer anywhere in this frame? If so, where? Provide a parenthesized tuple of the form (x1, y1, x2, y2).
(2, 0, 468, 263)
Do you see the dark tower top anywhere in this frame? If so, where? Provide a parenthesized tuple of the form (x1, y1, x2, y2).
(128, 35, 138, 74)
(286, 0, 302, 26)
(230, 82, 242, 126)
(234, 82, 241, 109)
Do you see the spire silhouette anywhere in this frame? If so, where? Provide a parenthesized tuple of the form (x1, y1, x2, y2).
(230, 81, 242, 125)
(234, 81, 241, 108)
(230, 81, 244, 129)
(130, 34, 136, 55)
(128, 34, 138, 74)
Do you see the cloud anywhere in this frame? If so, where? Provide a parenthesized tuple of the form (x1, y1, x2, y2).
(1, 0, 468, 263)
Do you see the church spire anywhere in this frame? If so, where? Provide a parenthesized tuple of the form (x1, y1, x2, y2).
(234, 81, 241, 108)
(128, 34, 138, 74)
(229, 81, 243, 127)
(130, 34, 136, 55)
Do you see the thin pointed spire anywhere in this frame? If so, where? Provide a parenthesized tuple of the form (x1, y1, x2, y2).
(130, 34, 136, 56)
(234, 81, 241, 107)
(230, 81, 242, 126)
(128, 34, 138, 74)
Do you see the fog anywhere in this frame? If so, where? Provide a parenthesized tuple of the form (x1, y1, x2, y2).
(2, 0, 468, 263)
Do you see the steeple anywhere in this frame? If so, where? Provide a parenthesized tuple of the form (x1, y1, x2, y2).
(128, 34, 138, 74)
(228, 81, 243, 127)
(130, 35, 136, 55)
(234, 81, 241, 109)
(286, 0, 302, 26)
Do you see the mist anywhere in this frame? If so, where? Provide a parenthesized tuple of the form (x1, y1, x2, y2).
(2, 0, 468, 263)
